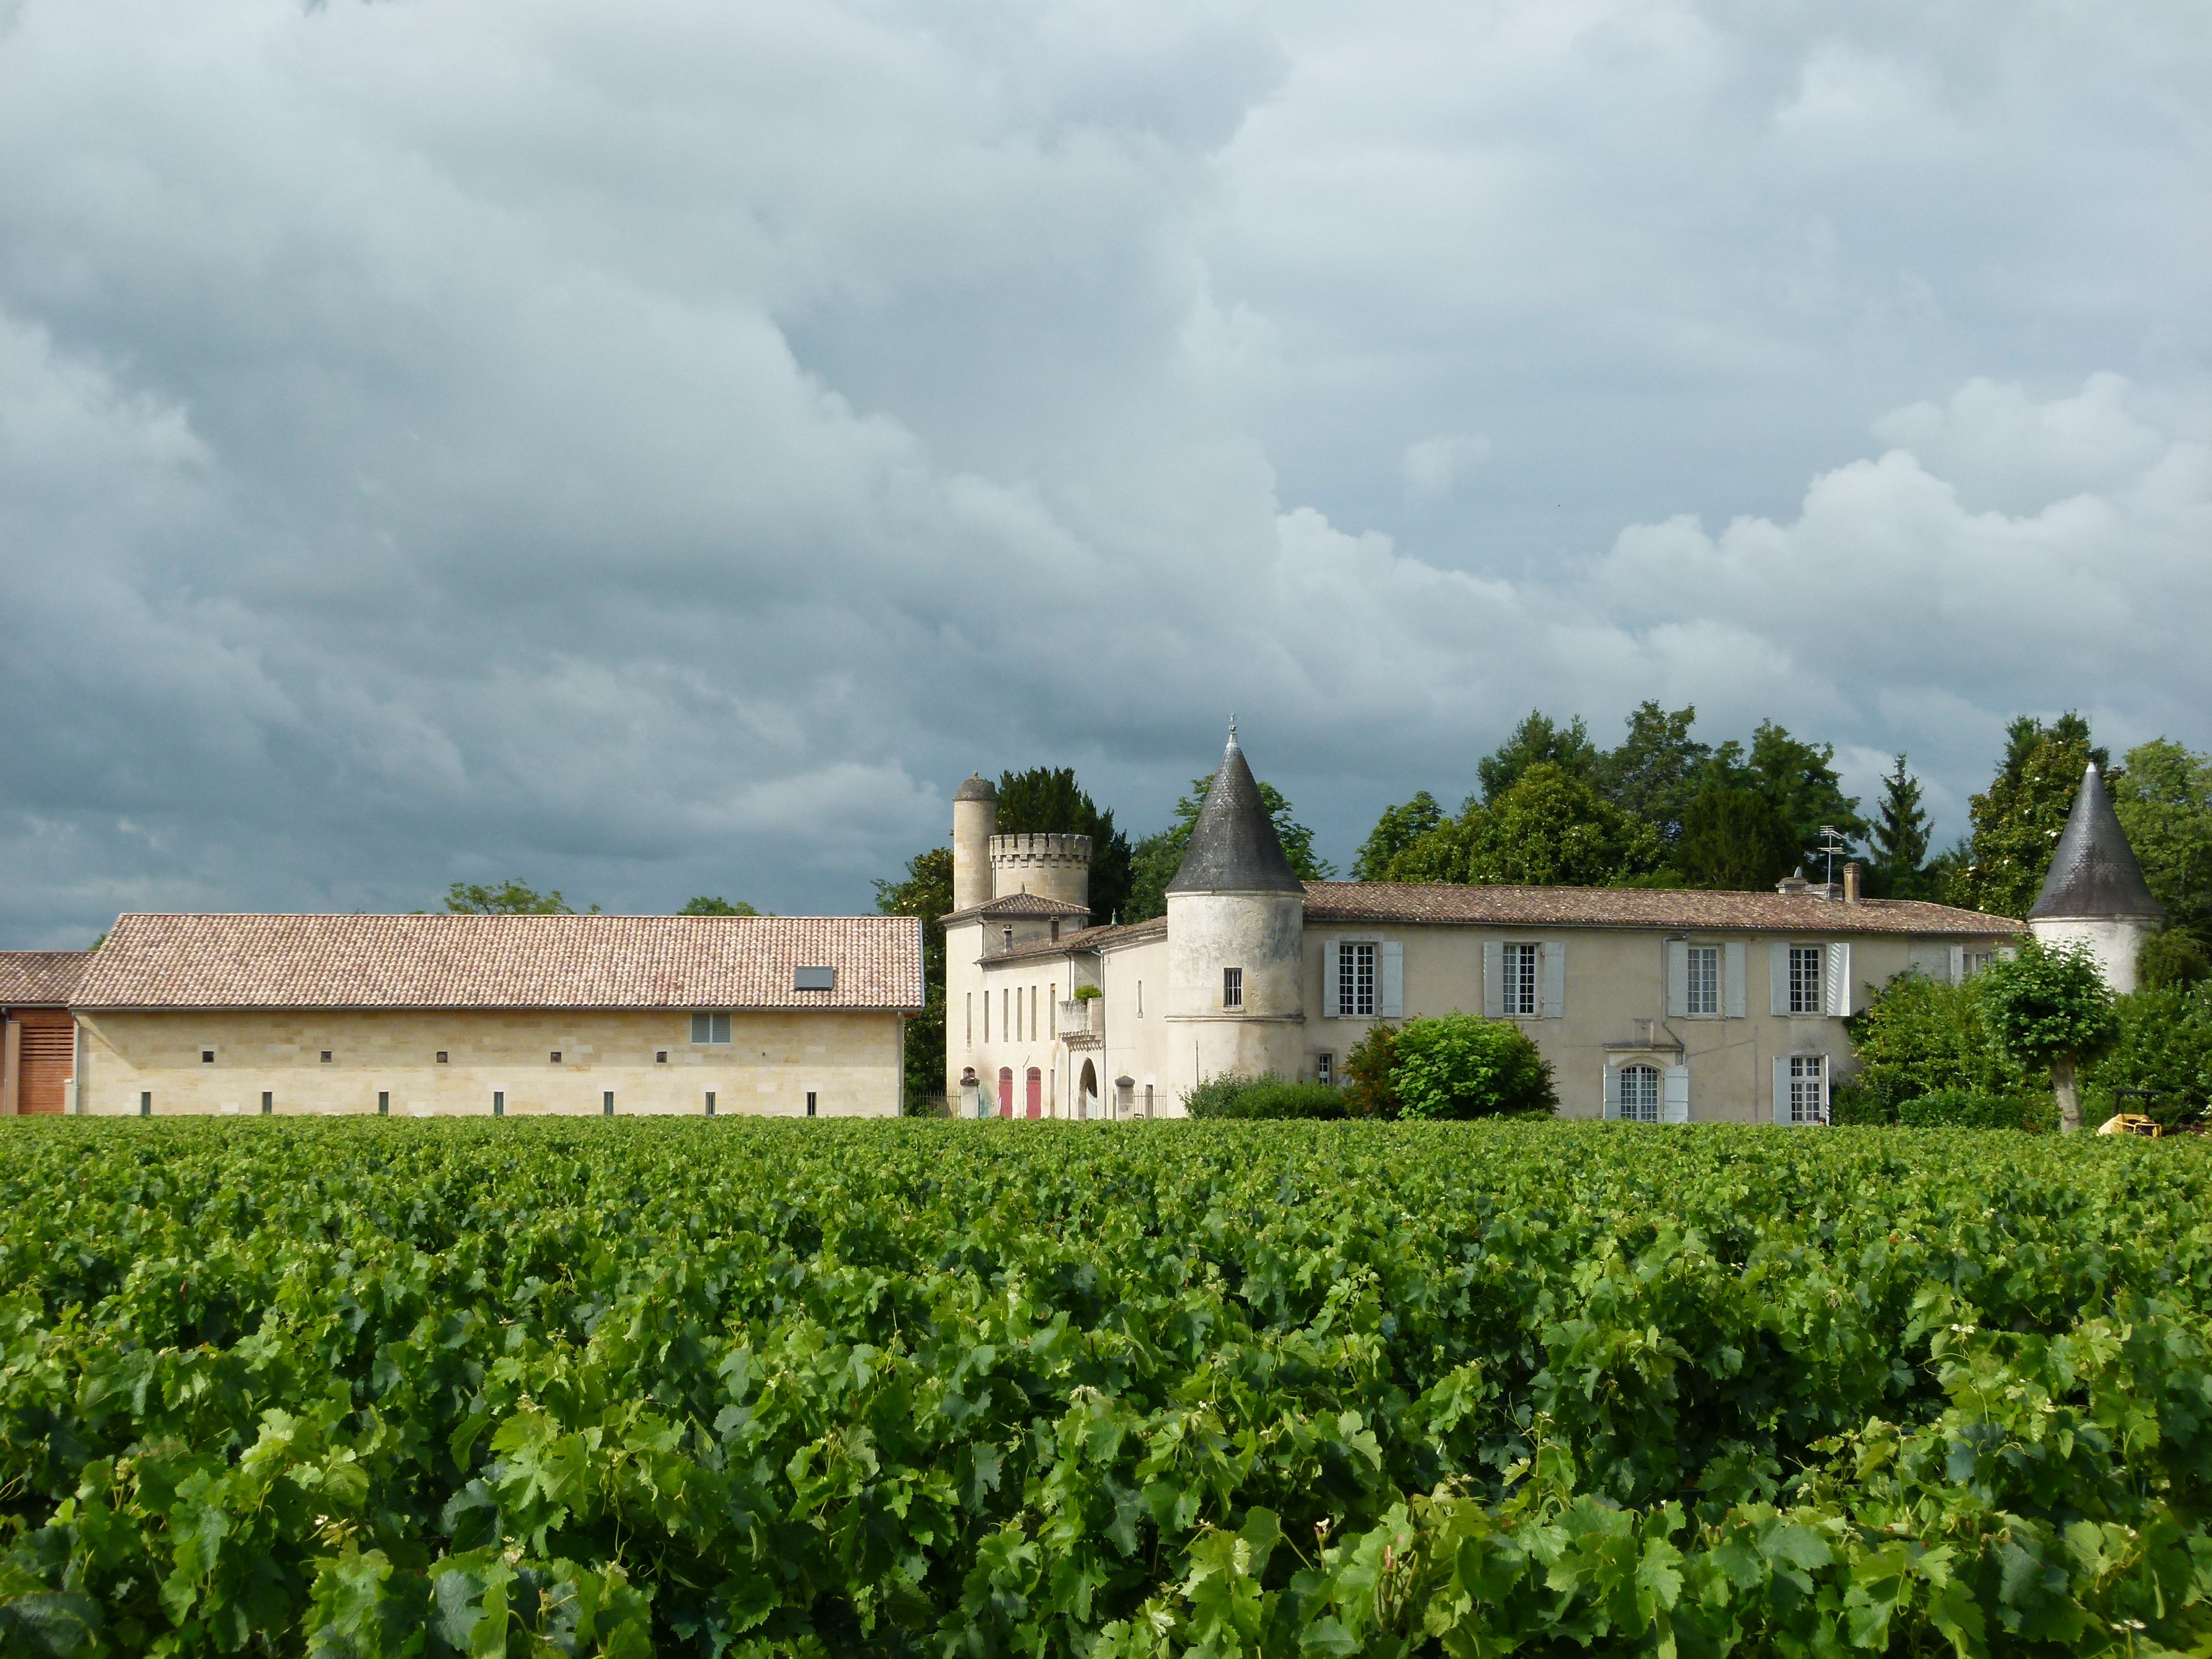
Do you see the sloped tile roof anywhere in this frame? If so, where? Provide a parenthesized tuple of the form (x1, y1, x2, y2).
(0, 951, 91, 1007)
(992, 917, 1164, 965)
(942, 892, 1092, 923)
(1301, 882, 2024, 935)
(72, 914, 924, 1012)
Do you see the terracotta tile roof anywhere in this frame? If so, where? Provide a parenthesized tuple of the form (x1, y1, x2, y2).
(942, 892, 1092, 923)
(1301, 882, 2024, 935)
(72, 914, 924, 1012)
(993, 917, 1164, 964)
(0, 951, 91, 1007)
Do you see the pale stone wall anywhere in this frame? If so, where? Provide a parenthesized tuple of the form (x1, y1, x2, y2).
(2029, 916, 2152, 995)
(76, 1007, 903, 1118)
(1299, 924, 1979, 1123)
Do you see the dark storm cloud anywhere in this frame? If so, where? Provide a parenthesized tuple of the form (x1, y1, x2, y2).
(0, 0, 2205, 943)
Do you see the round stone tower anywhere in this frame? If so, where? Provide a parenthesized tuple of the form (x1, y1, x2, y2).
(1165, 720, 1307, 1092)
(2028, 759, 2164, 993)
(952, 774, 997, 913)
(988, 833, 1091, 911)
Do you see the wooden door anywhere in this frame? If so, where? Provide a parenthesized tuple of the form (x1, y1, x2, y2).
(18, 1015, 73, 1115)
(1025, 1067, 1041, 1120)
(997, 1068, 1013, 1118)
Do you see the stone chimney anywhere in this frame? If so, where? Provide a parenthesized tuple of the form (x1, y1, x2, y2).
(1843, 861, 1861, 904)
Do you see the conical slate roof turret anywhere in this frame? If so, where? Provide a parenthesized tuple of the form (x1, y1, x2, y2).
(1165, 720, 1305, 895)
(2028, 761, 2164, 922)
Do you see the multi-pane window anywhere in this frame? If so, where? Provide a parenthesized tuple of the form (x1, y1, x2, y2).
(1619, 1064, 1661, 1123)
(1316, 1052, 1334, 1086)
(691, 1012, 732, 1044)
(1789, 1055, 1827, 1124)
(1223, 967, 1244, 1009)
(1337, 943, 1376, 1016)
(1501, 943, 1540, 1016)
(1686, 945, 1719, 1016)
(1788, 946, 1822, 1014)
(1962, 951, 1996, 980)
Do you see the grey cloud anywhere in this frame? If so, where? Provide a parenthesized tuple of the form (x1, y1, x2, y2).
(0, 0, 2206, 944)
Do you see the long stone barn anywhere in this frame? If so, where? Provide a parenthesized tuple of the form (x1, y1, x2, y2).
(34, 911, 923, 1119)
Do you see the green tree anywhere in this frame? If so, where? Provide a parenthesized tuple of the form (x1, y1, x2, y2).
(1839, 971, 2037, 1120)
(1390, 1013, 1558, 1120)
(994, 767, 1134, 926)
(875, 846, 953, 1114)
(1947, 713, 2098, 918)
(1478, 711, 1599, 802)
(1596, 701, 1710, 847)
(2111, 737, 2212, 944)
(444, 881, 594, 914)
(1352, 792, 1445, 881)
(1746, 721, 1868, 879)
(678, 896, 761, 916)
(1674, 776, 1801, 890)
(2081, 983, 2212, 1130)
(1460, 762, 1665, 885)
(1867, 754, 1932, 898)
(1124, 776, 1334, 921)
(1976, 938, 2119, 1133)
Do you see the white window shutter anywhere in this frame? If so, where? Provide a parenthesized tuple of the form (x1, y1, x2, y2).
(1773, 1056, 1791, 1124)
(1663, 1065, 1689, 1124)
(1948, 944, 1966, 985)
(1482, 941, 1503, 1017)
(1541, 939, 1565, 1018)
(1724, 942, 1747, 1019)
(1770, 943, 1791, 1016)
(1825, 943, 1852, 1016)
(1603, 1064, 1621, 1120)
(1322, 942, 1340, 1018)
(1665, 940, 1689, 1018)
(1379, 942, 1405, 1017)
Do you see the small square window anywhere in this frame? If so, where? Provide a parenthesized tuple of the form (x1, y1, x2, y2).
(550, 1050, 562, 1064)
(200, 1050, 215, 1064)
(320, 1051, 332, 1064)
(794, 966, 835, 992)
(436, 1051, 449, 1064)
(656, 1050, 669, 1064)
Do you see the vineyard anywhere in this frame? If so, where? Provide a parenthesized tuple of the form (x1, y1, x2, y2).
(3, 1120, 2211, 1657)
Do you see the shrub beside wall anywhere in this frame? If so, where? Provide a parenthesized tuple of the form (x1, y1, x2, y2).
(1895, 1089, 2059, 1132)
(1183, 1076, 1348, 1120)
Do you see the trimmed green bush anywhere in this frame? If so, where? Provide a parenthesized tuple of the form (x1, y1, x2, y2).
(1896, 1088, 2059, 1131)
(1182, 1074, 1347, 1120)
(1392, 1012, 1558, 1121)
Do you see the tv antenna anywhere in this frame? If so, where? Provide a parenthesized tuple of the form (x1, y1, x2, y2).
(1817, 825, 1848, 890)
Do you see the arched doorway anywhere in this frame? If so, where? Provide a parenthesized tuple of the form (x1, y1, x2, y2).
(1079, 1059, 1098, 1121)
(1025, 1067, 1042, 1119)
(997, 1067, 1013, 1118)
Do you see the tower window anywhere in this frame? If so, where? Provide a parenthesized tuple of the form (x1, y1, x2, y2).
(1223, 967, 1244, 1009)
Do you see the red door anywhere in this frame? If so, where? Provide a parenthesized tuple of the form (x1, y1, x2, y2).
(1025, 1067, 1041, 1120)
(997, 1068, 1013, 1118)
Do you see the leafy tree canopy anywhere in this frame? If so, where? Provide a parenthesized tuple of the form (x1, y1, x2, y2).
(1125, 775, 1333, 921)
(1351, 792, 1445, 882)
(444, 881, 594, 915)
(994, 767, 1134, 927)
(1674, 777, 1802, 891)
(1391, 1013, 1559, 1120)
(2082, 983, 2212, 1130)
(1593, 701, 1710, 845)
(1745, 720, 1869, 877)
(2112, 737, 2212, 943)
(1867, 754, 1933, 898)
(1977, 938, 2119, 1131)
(1947, 713, 2099, 919)
(1840, 970, 2036, 1121)
(875, 846, 953, 1113)
(1478, 711, 1600, 802)
(678, 896, 761, 916)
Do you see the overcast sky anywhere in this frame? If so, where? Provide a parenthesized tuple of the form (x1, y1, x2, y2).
(2, 0, 2207, 942)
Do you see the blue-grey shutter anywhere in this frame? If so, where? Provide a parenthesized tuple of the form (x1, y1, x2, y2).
(1322, 941, 1340, 1017)
(1379, 942, 1405, 1018)
(1774, 1056, 1792, 1124)
(1541, 940, 1565, 1018)
(1482, 941, 1503, 1017)
(1663, 1065, 1689, 1124)
(1948, 944, 1966, 985)
(1724, 942, 1747, 1019)
(1603, 1065, 1621, 1121)
(1770, 944, 1791, 1016)
(1665, 940, 1689, 1018)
